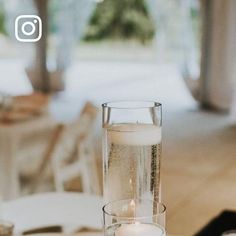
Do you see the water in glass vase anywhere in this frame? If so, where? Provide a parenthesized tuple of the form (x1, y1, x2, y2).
(103, 123, 162, 203)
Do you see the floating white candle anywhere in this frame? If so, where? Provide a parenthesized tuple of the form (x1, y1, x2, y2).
(107, 124, 161, 146)
(115, 222, 165, 236)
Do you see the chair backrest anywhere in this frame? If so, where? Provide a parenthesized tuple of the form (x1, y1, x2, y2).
(51, 102, 99, 194)
(2, 192, 103, 234)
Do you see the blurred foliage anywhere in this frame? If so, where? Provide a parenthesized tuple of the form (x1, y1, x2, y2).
(191, 7, 201, 48)
(84, 0, 155, 43)
(49, 0, 59, 33)
(0, 5, 6, 35)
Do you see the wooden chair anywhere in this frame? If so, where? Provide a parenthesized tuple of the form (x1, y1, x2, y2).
(29, 102, 100, 195)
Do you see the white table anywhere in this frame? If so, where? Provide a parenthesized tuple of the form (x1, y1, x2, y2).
(2, 192, 103, 234)
(1, 192, 178, 236)
(0, 115, 56, 200)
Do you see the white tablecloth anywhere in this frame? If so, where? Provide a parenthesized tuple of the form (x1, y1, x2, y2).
(2, 192, 103, 234)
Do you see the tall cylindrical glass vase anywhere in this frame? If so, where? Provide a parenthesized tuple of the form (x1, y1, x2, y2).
(102, 101, 162, 205)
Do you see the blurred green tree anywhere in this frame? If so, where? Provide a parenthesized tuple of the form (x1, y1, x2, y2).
(84, 0, 155, 43)
(0, 6, 6, 35)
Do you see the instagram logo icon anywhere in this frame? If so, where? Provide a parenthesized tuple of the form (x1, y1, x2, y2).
(15, 15, 42, 42)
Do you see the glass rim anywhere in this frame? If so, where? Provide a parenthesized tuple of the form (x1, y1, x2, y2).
(102, 199, 166, 220)
(102, 101, 162, 110)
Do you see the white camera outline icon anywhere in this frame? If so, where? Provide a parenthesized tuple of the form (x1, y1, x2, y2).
(15, 15, 42, 42)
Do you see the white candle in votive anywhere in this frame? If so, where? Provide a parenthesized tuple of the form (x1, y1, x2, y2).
(115, 222, 165, 236)
(107, 124, 162, 146)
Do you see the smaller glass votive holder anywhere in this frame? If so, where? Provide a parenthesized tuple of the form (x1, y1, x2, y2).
(103, 199, 166, 236)
(0, 220, 14, 236)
